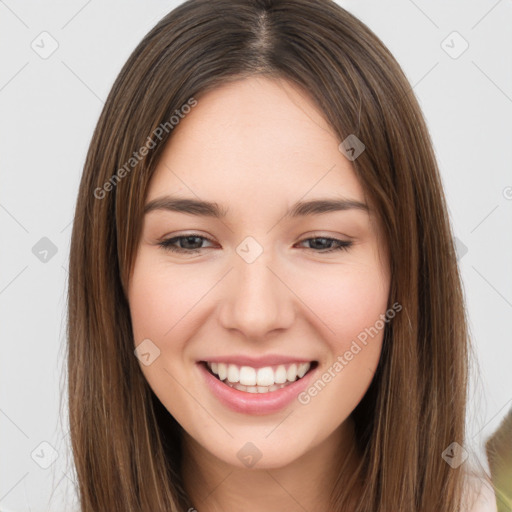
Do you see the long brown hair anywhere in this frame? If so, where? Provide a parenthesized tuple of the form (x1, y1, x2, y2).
(66, 0, 470, 510)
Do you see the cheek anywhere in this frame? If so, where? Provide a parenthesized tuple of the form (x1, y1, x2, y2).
(293, 260, 390, 351)
(289, 257, 389, 421)
(128, 256, 210, 342)
(294, 265, 388, 427)
(128, 257, 207, 421)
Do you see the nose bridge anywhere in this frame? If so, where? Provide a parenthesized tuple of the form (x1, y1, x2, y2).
(218, 237, 295, 338)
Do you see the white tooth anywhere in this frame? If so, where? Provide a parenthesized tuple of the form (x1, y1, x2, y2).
(257, 386, 269, 393)
(287, 363, 298, 382)
(246, 386, 258, 393)
(256, 366, 274, 386)
(297, 363, 310, 378)
(269, 385, 279, 391)
(234, 383, 247, 391)
(239, 366, 256, 386)
(227, 364, 240, 383)
(217, 363, 227, 380)
(274, 365, 287, 384)
(211, 362, 218, 374)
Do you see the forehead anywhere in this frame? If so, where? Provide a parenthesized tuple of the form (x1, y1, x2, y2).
(147, 76, 365, 209)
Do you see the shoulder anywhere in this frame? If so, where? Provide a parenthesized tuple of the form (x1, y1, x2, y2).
(463, 476, 497, 512)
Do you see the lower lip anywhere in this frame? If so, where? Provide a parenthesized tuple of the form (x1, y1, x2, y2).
(198, 362, 318, 415)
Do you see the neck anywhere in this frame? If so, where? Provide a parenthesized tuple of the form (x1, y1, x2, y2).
(181, 417, 360, 512)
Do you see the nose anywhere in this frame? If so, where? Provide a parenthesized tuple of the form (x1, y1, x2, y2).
(218, 248, 296, 340)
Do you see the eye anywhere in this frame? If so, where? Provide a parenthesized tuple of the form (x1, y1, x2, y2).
(158, 234, 353, 254)
(157, 234, 216, 254)
(295, 237, 353, 253)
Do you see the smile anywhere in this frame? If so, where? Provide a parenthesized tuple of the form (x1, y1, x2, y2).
(202, 361, 317, 393)
(198, 358, 319, 415)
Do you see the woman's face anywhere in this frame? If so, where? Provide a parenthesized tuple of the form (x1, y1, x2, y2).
(128, 76, 390, 469)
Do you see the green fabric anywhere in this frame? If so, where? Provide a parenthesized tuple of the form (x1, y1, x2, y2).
(486, 407, 512, 512)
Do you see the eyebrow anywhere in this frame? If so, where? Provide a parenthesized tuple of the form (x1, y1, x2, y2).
(143, 196, 369, 218)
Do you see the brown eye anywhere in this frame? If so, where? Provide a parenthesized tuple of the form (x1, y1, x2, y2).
(296, 237, 353, 253)
(158, 235, 215, 253)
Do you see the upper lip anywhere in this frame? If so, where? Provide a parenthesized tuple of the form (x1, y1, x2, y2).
(199, 355, 317, 368)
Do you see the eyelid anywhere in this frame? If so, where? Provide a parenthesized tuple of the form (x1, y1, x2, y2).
(303, 230, 354, 241)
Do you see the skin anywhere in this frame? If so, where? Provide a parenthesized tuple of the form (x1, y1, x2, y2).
(128, 76, 391, 512)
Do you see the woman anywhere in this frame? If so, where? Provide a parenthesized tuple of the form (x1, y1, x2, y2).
(66, 0, 497, 510)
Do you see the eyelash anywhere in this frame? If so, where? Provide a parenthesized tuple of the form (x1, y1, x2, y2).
(157, 234, 353, 254)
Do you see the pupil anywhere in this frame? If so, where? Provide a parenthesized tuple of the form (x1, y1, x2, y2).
(183, 236, 200, 249)
(311, 238, 327, 249)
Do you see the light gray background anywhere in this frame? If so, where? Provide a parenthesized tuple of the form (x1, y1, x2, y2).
(1, 1, 511, 510)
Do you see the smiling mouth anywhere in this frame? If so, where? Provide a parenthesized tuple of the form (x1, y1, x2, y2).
(200, 360, 318, 393)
